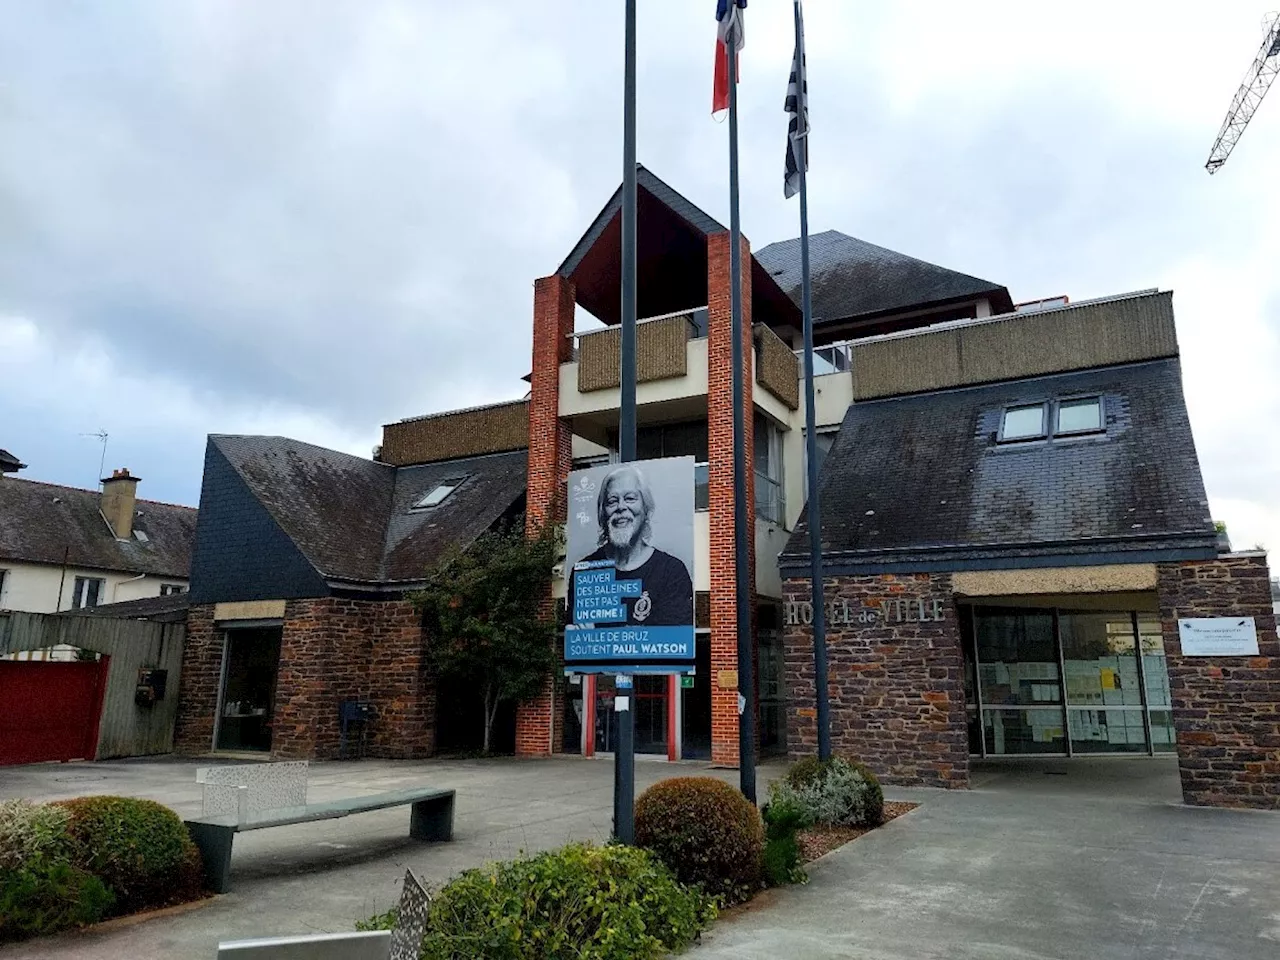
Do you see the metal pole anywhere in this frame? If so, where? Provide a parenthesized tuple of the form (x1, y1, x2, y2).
(727, 29, 756, 804)
(793, 0, 830, 762)
(613, 0, 638, 846)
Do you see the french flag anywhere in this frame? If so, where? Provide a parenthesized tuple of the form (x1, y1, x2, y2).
(713, 0, 747, 119)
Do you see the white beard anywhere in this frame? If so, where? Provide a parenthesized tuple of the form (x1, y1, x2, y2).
(607, 516, 642, 551)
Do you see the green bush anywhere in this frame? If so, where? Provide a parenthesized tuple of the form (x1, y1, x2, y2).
(634, 777, 763, 905)
(0, 861, 114, 941)
(362, 842, 714, 959)
(56, 796, 204, 916)
(761, 797, 812, 887)
(0, 799, 73, 873)
(774, 757, 884, 828)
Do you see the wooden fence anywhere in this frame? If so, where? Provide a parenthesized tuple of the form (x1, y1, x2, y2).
(0, 611, 186, 759)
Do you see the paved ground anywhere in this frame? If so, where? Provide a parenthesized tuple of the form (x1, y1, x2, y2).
(692, 757, 1280, 960)
(0, 754, 777, 958)
(3, 755, 1278, 959)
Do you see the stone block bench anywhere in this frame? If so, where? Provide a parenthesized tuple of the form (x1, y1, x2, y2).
(184, 762, 454, 893)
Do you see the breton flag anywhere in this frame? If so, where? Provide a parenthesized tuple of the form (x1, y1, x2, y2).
(713, 0, 747, 119)
(784, 1, 809, 199)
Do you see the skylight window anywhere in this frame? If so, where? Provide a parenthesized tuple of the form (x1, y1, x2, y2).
(1056, 397, 1103, 435)
(1000, 403, 1047, 442)
(414, 478, 466, 509)
(133, 529, 150, 543)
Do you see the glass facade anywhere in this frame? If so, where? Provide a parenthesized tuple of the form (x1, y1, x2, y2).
(963, 606, 1173, 757)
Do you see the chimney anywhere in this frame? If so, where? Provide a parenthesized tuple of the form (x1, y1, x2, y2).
(101, 468, 141, 539)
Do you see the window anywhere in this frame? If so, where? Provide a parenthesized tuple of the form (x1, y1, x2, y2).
(1056, 397, 1103, 435)
(754, 413, 786, 525)
(413, 478, 466, 509)
(133, 529, 150, 543)
(1000, 403, 1047, 442)
(72, 577, 105, 609)
(159, 583, 187, 596)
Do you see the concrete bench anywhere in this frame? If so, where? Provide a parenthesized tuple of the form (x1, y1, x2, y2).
(186, 787, 455, 893)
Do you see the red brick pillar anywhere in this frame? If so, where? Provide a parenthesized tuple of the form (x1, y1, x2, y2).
(1157, 554, 1280, 809)
(707, 231, 755, 767)
(516, 274, 576, 757)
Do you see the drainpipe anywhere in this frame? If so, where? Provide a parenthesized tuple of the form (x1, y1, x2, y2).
(113, 573, 147, 603)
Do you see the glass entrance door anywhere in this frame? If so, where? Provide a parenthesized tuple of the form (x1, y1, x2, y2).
(215, 626, 282, 752)
(966, 607, 1175, 758)
(593, 675, 668, 755)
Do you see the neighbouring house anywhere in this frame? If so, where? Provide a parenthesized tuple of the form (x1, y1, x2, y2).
(172, 165, 1277, 810)
(0, 449, 26, 475)
(173, 434, 528, 759)
(0, 466, 197, 660)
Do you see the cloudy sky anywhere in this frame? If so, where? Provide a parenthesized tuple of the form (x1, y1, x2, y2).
(1, 1, 1277, 551)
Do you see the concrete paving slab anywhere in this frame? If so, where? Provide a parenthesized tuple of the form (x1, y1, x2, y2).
(0, 755, 770, 959)
(691, 757, 1280, 960)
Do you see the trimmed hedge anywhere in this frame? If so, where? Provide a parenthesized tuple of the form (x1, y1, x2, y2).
(0, 862, 114, 941)
(55, 796, 204, 918)
(761, 797, 812, 887)
(634, 777, 763, 905)
(774, 756, 884, 828)
(359, 842, 715, 959)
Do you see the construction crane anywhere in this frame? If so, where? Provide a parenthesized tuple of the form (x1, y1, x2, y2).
(1205, 12, 1280, 173)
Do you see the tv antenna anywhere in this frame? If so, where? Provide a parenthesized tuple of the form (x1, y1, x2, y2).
(80, 430, 108, 487)
(1205, 12, 1280, 173)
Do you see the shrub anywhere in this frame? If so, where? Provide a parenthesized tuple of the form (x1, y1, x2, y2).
(761, 797, 812, 887)
(0, 862, 114, 942)
(634, 777, 763, 904)
(774, 757, 884, 828)
(56, 796, 203, 916)
(361, 843, 714, 959)
(0, 800, 73, 873)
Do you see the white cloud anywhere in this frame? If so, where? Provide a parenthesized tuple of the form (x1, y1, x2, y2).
(0, 0, 1276, 554)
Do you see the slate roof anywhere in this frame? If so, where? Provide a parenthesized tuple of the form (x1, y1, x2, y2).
(0, 449, 25, 473)
(754, 230, 1014, 327)
(781, 358, 1217, 573)
(67, 591, 191, 624)
(209, 436, 527, 586)
(0, 477, 196, 578)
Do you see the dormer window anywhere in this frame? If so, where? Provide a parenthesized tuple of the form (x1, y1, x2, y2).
(1055, 396, 1103, 435)
(413, 478, 466, 509)
(1000, 403, 1047, 442)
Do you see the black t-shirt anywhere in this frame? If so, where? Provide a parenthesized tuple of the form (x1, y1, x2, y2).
(571, 547, 693, 627)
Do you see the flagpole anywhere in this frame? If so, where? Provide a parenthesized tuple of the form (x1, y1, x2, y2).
(792, 0, 831, 762)
(726, 21, 757, 804)
(614, 0, 638, 845)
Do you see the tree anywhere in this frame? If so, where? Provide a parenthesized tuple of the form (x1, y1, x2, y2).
(413, 522, 560, 754)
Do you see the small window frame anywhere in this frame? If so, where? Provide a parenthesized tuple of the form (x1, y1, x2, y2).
(998, 402, 1048, 443)
(412, 477, 467, 510)
(1053, 395, 1105, 438)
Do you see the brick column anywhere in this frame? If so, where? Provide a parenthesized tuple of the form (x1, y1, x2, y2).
(173, 603, 221, 755)
(1157, 554, 1280, 809)
(707, 231, 755, 768)
(516, 274, 576, 757)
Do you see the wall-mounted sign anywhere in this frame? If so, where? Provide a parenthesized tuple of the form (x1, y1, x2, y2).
(563, 457, 695, 668)
(783, 597, 945, 627)
(1178, 618, 1259, 657)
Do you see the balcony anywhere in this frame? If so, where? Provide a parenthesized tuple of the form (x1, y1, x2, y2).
(574, 309, 706, 393)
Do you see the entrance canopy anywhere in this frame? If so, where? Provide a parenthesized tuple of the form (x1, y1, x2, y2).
(557, 165, 800, 329)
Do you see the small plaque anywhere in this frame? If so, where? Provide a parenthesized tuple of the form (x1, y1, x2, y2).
(1178, 617, 1260, 656)
(680, 675, 695, 689)
(717, 670, 739, 689)
(797, 707, 817, 719)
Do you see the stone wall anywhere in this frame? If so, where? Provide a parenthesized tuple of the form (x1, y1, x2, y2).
(783, 573, 969, 788)
(1157, 554, 1280, 809)
(174, 598, 434, 761)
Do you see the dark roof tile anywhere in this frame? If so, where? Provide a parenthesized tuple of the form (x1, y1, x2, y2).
(783, 359, 1216, 571)
(0, 478, 196, 578)
(754, 230, 1013, 326)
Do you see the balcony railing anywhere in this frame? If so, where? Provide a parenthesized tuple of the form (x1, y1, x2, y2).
(573, 308, 707, 393)
(796, 341, 853, 376)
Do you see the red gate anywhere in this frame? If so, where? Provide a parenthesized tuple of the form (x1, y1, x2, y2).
(0, 658, 109, 765)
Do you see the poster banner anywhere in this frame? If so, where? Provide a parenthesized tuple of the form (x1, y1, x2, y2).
(563, 457, 695, 665)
